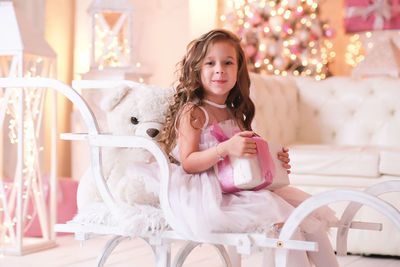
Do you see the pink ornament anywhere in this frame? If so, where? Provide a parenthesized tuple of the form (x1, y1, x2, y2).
(253, 53, 262, 64)
(245, 45, 257, 57)
(237, 27, 245, 37)
(249, 13, 262, 26)
(324, 28, 336, 38)
(283, 23, 293, 34)
(253, 54, 262, 64)
(310, 33, 319, 41)
(294, 10, 304, 18)
(289, 45, 301, 54)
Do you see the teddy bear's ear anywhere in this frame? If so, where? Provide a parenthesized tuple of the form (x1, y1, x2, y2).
(101, 85, 132, 111)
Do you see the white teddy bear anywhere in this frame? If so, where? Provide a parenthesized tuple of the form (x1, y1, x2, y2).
(76, 82, 173, 210)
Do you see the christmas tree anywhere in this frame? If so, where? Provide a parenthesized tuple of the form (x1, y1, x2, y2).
(221, 0, 335, 80)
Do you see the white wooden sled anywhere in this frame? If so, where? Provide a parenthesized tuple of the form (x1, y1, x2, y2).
(1, 77, 400, 267)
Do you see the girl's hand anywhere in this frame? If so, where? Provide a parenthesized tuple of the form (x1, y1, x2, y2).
(219, 131, 257, 158)
(278, 147, 291, 174)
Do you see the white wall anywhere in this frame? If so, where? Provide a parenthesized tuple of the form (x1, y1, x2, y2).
(13, 0, 46, 35)
(74, 0, 218, 87)
(189, 0, 218, 41)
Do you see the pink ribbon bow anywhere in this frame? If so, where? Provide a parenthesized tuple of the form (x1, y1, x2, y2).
(210, 120, 276, 193)
(210, 121, 237, 192)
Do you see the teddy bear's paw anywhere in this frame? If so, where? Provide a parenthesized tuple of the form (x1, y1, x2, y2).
(115, 176, 160, 207)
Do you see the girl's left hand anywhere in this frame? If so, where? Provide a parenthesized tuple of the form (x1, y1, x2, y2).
(277, 147, 291, 174)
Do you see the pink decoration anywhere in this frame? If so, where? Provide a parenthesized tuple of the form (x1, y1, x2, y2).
(25, 177, 78, 237)
(289, 45, 301, 54)
(237, 26, 245, 37)
(345, 0, 400, 33)
(249, 12, 262, 26)
(253, 53, 262, 63)
(294, 9, 304, 18)
(210, 121, 275, 193)
(310, 32, 319, 41)
(282, 23, 293, 34)
(324, 27, 336, 38)
(245, 45, 257, 57)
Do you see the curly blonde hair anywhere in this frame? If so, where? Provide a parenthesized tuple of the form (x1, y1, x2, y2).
(160, 29, 255, 156)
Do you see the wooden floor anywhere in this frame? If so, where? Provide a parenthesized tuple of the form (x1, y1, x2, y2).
(1, 235, 399, 267)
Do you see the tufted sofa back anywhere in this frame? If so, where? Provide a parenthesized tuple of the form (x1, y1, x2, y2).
(294, 76, 400, 146)
(250, 73, 400, 147)
(249, 73, 299, 145)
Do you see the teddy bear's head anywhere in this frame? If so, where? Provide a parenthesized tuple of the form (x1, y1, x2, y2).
(101, 83, 173, 140)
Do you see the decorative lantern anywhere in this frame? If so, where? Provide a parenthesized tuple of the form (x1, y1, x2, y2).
(88, 0, 134, 71)
(0, 1, 57, 255)
(83, 0, 150, 82)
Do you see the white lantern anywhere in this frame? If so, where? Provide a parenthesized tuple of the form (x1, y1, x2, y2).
(88, 0, 134, 70)
(83, 0, 151, 82)
(0, 1, 57, 255)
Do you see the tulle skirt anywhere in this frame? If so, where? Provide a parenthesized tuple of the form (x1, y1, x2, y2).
(126, 161, 337, 239)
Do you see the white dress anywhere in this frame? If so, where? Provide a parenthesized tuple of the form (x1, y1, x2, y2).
(160, 109, 335, 238)
(165, 118, 297, 238)
(126, 108, 339, 266)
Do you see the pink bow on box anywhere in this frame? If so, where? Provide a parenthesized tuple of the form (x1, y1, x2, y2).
(345, 0, 400, 32)
(210, 121, 276, 193)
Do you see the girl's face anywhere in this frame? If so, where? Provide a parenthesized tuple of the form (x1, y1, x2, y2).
(200, 41, 238, 104)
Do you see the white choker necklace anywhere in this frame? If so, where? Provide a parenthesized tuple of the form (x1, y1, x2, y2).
(204, 99, 227, 108)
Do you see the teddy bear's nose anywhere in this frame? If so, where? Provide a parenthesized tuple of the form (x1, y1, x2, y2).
(146, 128, 160, 138)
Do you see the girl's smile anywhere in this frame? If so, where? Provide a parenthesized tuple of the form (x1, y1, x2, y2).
(212, 79, 227, 83)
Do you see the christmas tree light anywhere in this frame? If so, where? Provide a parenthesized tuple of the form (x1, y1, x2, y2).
(221, 0, 335, 80)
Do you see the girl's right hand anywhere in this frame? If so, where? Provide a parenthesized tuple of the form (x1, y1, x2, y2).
(219, 131, 257, 158)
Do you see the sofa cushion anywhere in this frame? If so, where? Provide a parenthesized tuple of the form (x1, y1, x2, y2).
(289, 145, 380, 177)
(290, 174, 399, 188)
(380, 149, 400, 176)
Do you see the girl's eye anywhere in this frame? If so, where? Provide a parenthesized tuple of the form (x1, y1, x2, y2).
(205, 61, 214, 65)
(130, 117, 139, 125)
(225, 61, 233, 65)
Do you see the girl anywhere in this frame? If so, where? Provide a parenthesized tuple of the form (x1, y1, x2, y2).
(159, 29, 339, 267)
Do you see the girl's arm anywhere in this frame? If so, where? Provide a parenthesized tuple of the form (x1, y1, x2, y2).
(178, 105, 257, 174)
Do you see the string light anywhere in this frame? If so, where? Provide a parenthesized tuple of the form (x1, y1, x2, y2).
(1, 54, 54, 249)
(94, 12, 130, 69)
(90, 11, 144, 83)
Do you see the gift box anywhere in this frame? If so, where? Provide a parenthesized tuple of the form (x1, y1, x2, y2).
(345, 0, 400, 33)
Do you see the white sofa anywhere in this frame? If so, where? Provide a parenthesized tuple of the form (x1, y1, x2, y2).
(249, 73, 400, 256)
